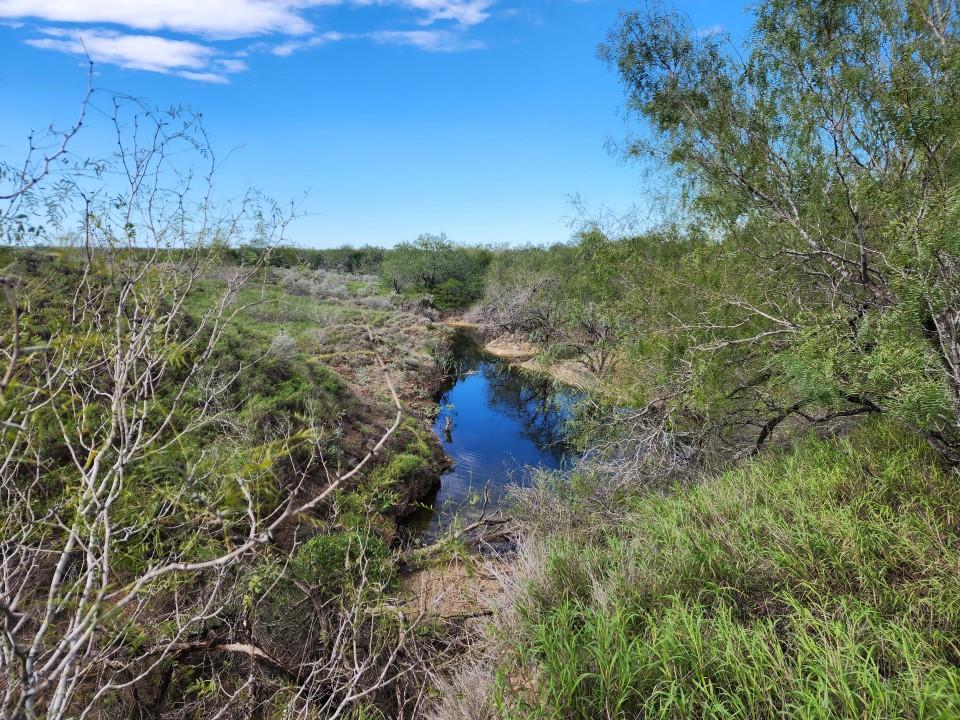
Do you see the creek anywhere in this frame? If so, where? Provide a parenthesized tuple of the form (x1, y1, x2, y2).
(403, 330, 580, 542)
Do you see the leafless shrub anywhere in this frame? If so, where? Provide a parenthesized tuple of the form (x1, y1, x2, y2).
(269, 265, 325, 296)
(356, 294, 395, 311)
(580, 405, 694, 483)
(0, 63, 91, 222)
(510, 404, 694, 537)
(469, 276, 558, 338)
(566, 302, 621, 374)
(396, 296, 440, 320)
(472, 280, 623, 379)
(271, 266, 384, 303)
(311, 269, 353, 299)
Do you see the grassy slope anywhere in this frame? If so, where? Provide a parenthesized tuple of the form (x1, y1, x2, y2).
(184, 266, 450, 529)
(495, 421, 960, 719)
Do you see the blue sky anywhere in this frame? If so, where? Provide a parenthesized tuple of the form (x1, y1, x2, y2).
(0, 1, 750, 247)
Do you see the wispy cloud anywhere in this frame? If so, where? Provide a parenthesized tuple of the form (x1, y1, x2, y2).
(268, 27, 483, 57)
(371, 29, 484, 51)
(0, 0, 496, 81)
(271, 30, 347, 57)
(694, 24, 724, 37)
(25, 28, 244, 82)
(177, 71, 232, 84)
(0, 0, 495, 34)
(0, 0, 315, 38)
(400, 0, 492, 27)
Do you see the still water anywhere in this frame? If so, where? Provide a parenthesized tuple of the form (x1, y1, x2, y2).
(404, 330, 580, 541)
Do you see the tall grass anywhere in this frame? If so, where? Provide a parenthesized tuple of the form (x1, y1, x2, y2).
(491, 421, 960, 719)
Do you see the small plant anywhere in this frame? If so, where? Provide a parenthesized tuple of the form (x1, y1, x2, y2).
(291, 529, 394, 598)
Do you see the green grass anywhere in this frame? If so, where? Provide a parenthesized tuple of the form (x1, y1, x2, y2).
(497, 421, 960, 719)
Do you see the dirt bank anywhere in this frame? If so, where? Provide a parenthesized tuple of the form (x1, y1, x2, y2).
(484, 336, 539, 360)
(518, 356, 595, 390)
(478, 331, 595, 390)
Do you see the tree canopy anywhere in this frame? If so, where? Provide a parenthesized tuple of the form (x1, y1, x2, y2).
(595, 0, 960, 456)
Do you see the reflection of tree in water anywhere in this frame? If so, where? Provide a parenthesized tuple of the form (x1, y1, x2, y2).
(433, 330, 578, 457)
(481, 363, 576, 453)
(433, 333, 486, 402)
(450, 332, 487, 374)
(411, 332, 582, 543)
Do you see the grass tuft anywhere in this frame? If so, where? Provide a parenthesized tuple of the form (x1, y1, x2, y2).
(491, 420, 960, 719)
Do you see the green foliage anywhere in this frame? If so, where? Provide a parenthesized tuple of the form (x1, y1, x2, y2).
(1, 102, 453, 714)
(379, 453, 427, 482)
(380, 233, 493, 309)
(225, 243, 386, 274)
(236, 356, 346, 435)
(358, 419, 436, 512)
(534, 0, 960, 453)
(292, 530, 394, 596)
(498, 421, 960, 718)
(365, 454, 425, 510)
(247, 527, 395, 648)
(398, 417, 434, 459)
(7, 1, 960, 713)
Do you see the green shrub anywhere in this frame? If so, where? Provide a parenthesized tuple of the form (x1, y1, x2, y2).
(292, 530, 393, 596)
(380, 233, 492, 309)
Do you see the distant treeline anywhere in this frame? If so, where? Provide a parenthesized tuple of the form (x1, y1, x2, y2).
(227, 243, 387, 274)
(3, 235, 498, 310)
(232, 233, 498, 310)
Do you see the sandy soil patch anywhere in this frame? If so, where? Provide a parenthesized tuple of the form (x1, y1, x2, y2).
(402, 558, 507, 620)
(443, 319, 481, 330)
(484, 335, 540, 360)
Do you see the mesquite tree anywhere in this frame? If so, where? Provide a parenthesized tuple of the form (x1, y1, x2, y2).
(603, 0, 960, 455)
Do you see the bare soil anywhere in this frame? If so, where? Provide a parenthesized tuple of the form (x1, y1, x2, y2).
(401, 556, 508, 621)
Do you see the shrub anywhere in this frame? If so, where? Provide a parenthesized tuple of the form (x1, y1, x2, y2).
(292, 530, 394, 598)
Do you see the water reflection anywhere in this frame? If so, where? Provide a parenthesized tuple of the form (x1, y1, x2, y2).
(480, 362, 572, 449)
(402, 330, 579, 541)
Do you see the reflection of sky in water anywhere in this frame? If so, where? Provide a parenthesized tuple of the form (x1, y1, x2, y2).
(404, 333, 579, 541)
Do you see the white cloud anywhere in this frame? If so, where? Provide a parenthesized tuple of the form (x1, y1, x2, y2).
(27, 29, 215, 72)
(401, 0, 492, 27)
(216, 58, 249, 73)
(269, 27, 481, 56)
(0, 0, 494, 35)
(271, 30, 346, 56)
(25, 27, 252, 82)
(178, 70, 231, 83)
(0, 0, 317, 38)
(4, 0, 496, 81)
(694, 24, 724, 37)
